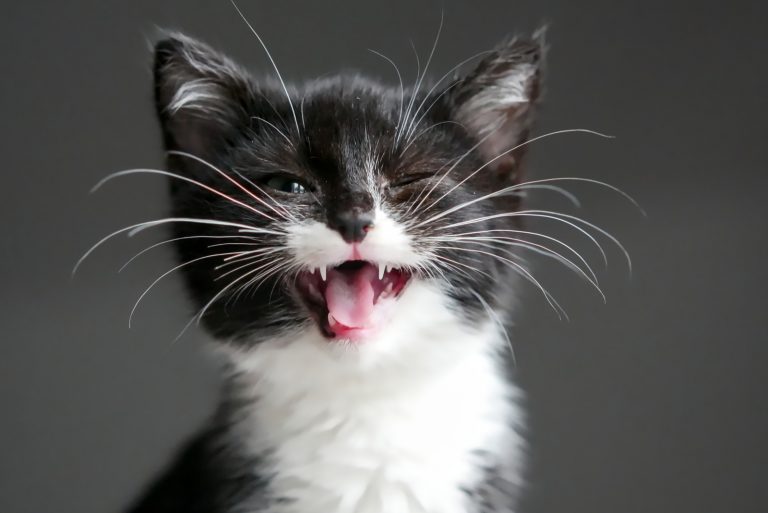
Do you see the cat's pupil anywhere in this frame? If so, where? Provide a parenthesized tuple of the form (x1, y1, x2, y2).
(266, 176, 307, 194)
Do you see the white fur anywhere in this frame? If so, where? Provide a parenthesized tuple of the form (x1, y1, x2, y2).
(215, 190, 523, 512)
(285, 208, 426, 271)
(168, 78, 227, 116)
(454, 64, 535, 163)
(219, 280, 523, 513)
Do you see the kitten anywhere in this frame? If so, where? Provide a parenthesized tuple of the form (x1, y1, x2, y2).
(125, 29, 545, 513)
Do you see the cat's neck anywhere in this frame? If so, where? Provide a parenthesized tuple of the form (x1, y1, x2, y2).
(216, 322, 522, 513)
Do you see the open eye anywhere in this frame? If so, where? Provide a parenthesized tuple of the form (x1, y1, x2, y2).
(264, 175, 308, 194)
(390, 173, 433, 188)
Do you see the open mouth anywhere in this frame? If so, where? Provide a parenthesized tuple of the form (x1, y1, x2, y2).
(295, 260, 412, 341)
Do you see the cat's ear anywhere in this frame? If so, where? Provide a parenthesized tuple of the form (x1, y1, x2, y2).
(448, 33, 544, 180)
(153, 32, 253, 155)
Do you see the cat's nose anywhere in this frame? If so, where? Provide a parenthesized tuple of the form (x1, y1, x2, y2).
(328, 209, 375, 243)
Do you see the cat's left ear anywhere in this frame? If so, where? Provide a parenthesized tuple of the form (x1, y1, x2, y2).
(447, 32, 544, 180)
(153, 32, 254, 156)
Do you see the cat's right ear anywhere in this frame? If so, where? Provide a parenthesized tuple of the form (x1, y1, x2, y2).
(153, 32, 253, 156)
(445, 32, 545, 181)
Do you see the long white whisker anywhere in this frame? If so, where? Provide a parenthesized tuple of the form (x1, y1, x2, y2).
(407, 124, 503, 216)
(227, 168, 298, 222)
(399, 120, 464, 157)
(167, 150, 296, 222)
(437, 245, 567, 319)
(437, 211, 609, 266)
(401, 154, 463, 218)
(368, 49, 404, 132)
(399, 10, 444, 146)
(251, 116, 294, 148)
(73, 217, 281, 276)
(229, 259, 294, 305)
(528, 209, 633, 273)
(230, 0, 300, 134)
(129, 251, 244, 328)
(439, 237, 604, 301)
(119, 235, 258, 273)
(434, 229, 599, 284)
(397, 39, 422, 146)
(173, 259, 281, 341)
(92, 168, 279, 222)
(401, 50, 493, 144)
(469, 289, 516, 364)
(416, 176, 641, 229)
(421, 129, 615, 213)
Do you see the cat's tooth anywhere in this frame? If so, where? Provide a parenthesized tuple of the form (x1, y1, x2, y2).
(385, 264, 391, 274)
(378, 263, 385, 280)
(319, 265, 327, 281)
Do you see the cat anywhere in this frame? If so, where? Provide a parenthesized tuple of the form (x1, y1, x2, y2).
(122, 26, 547, 513)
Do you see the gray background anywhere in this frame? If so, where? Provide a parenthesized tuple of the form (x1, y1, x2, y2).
(1, 1, 766, 512)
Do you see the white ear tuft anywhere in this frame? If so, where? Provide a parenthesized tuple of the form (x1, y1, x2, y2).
(153, 32, 254, 153)
(167, 78, 229, 117)
(449, 35, 544, 179)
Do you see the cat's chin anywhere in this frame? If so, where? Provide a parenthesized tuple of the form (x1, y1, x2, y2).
(294, 260, 412, 343)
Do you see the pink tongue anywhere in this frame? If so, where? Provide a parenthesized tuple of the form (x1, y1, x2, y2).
(325, 264, 377, 328)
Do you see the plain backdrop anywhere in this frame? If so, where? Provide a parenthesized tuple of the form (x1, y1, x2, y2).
(1, 1, 766, 512)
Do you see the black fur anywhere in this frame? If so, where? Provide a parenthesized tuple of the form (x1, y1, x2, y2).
(128, 31, 542, 512)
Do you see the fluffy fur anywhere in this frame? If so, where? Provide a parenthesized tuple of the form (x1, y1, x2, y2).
(125, 28, 544, 513)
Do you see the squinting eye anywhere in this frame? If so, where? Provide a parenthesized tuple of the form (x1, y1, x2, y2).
(391, 173, 432, 188)
(265, 175, 308, 194)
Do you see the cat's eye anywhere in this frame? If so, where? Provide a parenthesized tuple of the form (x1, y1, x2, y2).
(390, 173, 433, 188)
(264, 175, 308, 194)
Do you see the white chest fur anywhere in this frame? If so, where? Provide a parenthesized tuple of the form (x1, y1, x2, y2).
(223, 282, 524, 513)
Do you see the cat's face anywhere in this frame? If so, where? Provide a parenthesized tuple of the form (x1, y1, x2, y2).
(154, 33, 541, 350)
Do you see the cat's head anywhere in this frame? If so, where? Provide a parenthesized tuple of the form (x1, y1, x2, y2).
(153, 32, 542, 357)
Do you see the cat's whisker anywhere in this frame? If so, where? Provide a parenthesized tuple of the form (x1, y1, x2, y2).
(229, 259, 295, 305)
(216, 251, 287, 279)
(469, 289, 516, 364)
(168, 150, 297, 222)
(431, 254, 488, 282)
(397, 39, 422, 147)
(129, 251, 245, 328)
(406, 125, 503, 216)
(173, 258, 286, 340)
(433, 229, 599, 284)
(416, 176, 641, 229)
(254, 90, 290, 133)
(503, 184, 581, 207)
(92, 167, 280, 223)
(73, 217, 282, 276)
(267, 262, 303, 303)
(219, 246, 283, 263)
(437, 210, 610, 267)
(437, 237, 605, 301)
(398, 10, 444, 146)
(225, 260, 284, 305)
(435, 245, 568, 319)
(119, 234, 260, 273)
(368, 49, 405, 133)
(399, 120, 464, 157)
(251, 116, 295, 149)
(400, 49, 494, 145)
(230, 0, 300, 134)
(219, 166, 298, 223)
(401, 153, 466, 218)
(420, 129, 615, 214)
(299, 95, 307, 133)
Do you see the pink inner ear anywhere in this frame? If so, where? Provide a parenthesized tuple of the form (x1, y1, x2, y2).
(450, 40, 541, 179)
